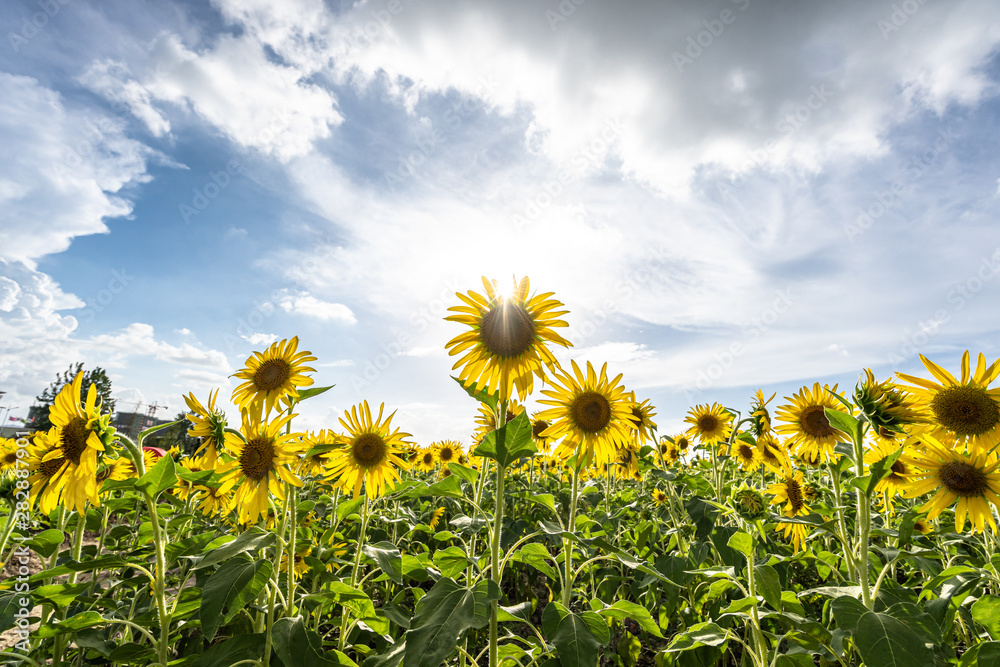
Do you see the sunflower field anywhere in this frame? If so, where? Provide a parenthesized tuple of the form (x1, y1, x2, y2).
(2, 276, 1000, 667)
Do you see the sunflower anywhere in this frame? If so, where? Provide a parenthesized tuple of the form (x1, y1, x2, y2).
(901, 434, 1000, 533)
(300, 430, 342, 476)
(684, 403, 732, 449)
(433, 440, 463, 467)
(749, 390, 776, 437)
(767, 467, 811, 552)
(757, 434, 790, 473)
(428, 507, 446, 531)
(473, 400, 523, 441)
(854, 369, 926, 434)
(896, 351, 1000, 455)
(96, 456, 132, 485)
(416, 447, 437, 473)
(0, 439, 21, 477)
(536, 360, 634, 466)
(194, 482, 234, 517)
(659, 438, 680, 466)
(864, 439, 913, 499)
(184, 389, 241, 468)
(445, 276, 572, 402)
(625, 393, 658, 446)
(913, 518, 934, 535)
(231, 337, 317, 415)
(327, 401, 412, 499)
(280, 545, 313, 578)
(173, 455, 209, 501)
(530, 413, 554, 454)
(40, 371, 116, 514)
(26, 431, 65, 515)
(731, 438, 762, 472)
(612, 446, 640, 479)
(652, 489, 668, 505)
(217, 408, 303, 525)
(775, 383, 847, 464)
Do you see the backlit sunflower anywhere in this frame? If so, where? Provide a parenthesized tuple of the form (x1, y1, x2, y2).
(445, 276, 572, 402)
(854, 369, 926, 435)
(326, 401, 412, 499)
(231, 337, 317, 415)
(299, 430, 342, 477)
(684, 403, 733, 449)
(41, 371, 116, 514)
(194, 482, 234, 517)
(864, 439, 912, 498)
(625, 393, 658, 446)
(901, 434, 1000, 533)
(26, 431, 65, 515)
(536, 360, 633, 466)
(896, 351, 1000, 455)
(757, 433, 790, 474)
(217, 408, 303, 525)
(184, 389, 241, 468)
(612, 446, 640, 479)
(530, 413, 554, 454)
(474, 400, 523, 441)
(674, 434, 691, 454)
(775, 383, 847, 464)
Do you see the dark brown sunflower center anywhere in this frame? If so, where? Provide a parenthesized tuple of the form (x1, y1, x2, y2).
(697, 415, 719, 433)
(253, 359, 292, 392)
(629, 407, 645, 428)
(438, 447, 455, 463)
(800, 405, 834, 439)
(931, 386, 1000, 437)
(677, 437, 689, 450)
(60, 416, 92, 466)
(40, 456, 66, 477)
(785, 479, 805, 513)
(3, 452, 17, 465)
(737, 444, 754, 460)
(571, 391, 611, 434)
(479, 302, 536, 359)
(353, 433, 387, 468)
(240, 437, 275, 481)
(938, 460, 989, 496)
(890, 460, 907, 476)
(422, 452, 434, 466)
(532, 419, 550, 439)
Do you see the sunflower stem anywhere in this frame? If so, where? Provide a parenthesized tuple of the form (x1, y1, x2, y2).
(562, 461, 581, 607)
(742, 532, 770, 667)
(286, 483, 298, 617)
(828, 462, 856, 580)
(488, 399, 508, 667)
(852, 423, 874, 609)
(51, 513, 87, 667)
(341, 494, 371, 652)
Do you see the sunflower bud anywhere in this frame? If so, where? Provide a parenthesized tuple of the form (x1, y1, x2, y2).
(854, 369, 926, 432)
(731, 486, 767, 521)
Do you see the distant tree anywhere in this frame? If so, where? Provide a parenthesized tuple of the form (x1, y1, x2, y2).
(30, 363, 116, 432)
(143, 412, 200, 455)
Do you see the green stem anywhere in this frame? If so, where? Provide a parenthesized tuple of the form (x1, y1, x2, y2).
(744, 540, 769, 667)
(561, 462, 581, 607)
(340, 495, 371, 652)
(489, 399, 509, 667)
(828, 463, 856, 580)
(286, 484, 298, 617)
(852, 427, 873, 609)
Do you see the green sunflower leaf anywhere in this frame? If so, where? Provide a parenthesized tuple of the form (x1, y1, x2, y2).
(296, 385, 336, 402)
(452, 375, 499, 412)
(134, 452, 177, 499)
(473, 411, 535, 469)
(200, 556, 273, 642)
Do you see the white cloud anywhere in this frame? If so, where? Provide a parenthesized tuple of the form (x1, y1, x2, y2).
(0, 73, 155, 267)
(274, 289, 356, 323)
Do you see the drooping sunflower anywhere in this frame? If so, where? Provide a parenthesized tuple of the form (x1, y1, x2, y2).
(433, 440, 463, 467)
(731, 438, 762, 472)
(896, 351, 1000, 455)
(775, 383, 847, 464)
(231, 337, 317, 415)
(901, 434, 1000, 533)
(757, 434, 790, 473)
(625, 393, 658, 446)
(749, 390, 776, 437)
(684, 403, 733, 449)
(184, 389, 241, 468)
(428, 507, 446, 531)
(767, 466, 811, 552)
(217, 408, 303, 525)
(41, 371, 116, 514)
(854, 369, 926, 435)
(326, 401, 412, 499)
(536, 360, 634, 466)
(445, 276, 572, 402)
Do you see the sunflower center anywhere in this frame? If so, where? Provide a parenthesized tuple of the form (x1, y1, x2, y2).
(353, 433, 387, 468)
(737, 444, 754, 460)
(240, 437, 275, 481)
(479, 302, 536, 359)
(697, 415, 719, 433)
(438, 447, 454, 463)
(677, 437, 690, 450)
(3, 452, 17, 465)
(40, 456, 66, 478)
(931, 386, 1000, 437)
(422, 452, 434, 466)
(532, 419, 550, 439)
(800, 405, 834, 439)
(785, 478, 805, 513)
(60, 416, 92, 465)
(629, 407, 645, 428)
(938, 460, 989, 496)
(571, 391, 612, 434)
(253, 359, 292, 392)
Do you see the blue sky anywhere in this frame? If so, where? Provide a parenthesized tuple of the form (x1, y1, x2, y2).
(2, 0, 1000, 444)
